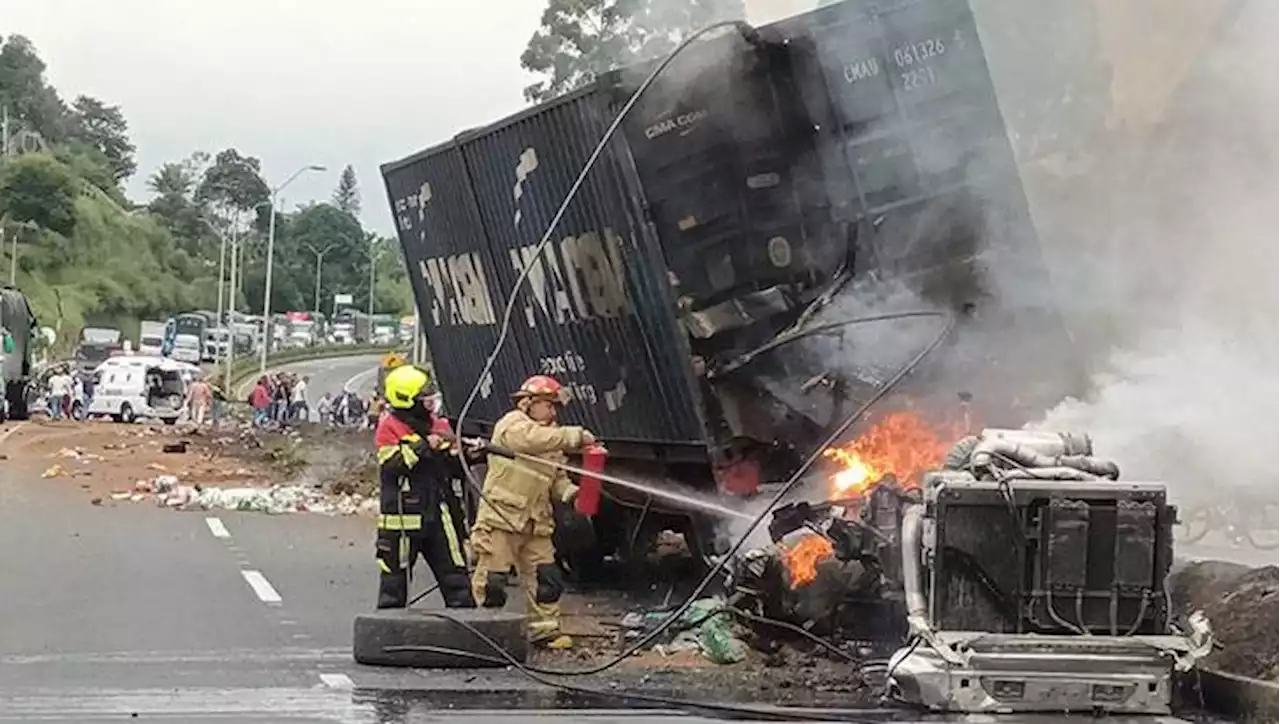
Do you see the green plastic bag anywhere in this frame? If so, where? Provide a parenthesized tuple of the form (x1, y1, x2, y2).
(684, 598, 746, 665)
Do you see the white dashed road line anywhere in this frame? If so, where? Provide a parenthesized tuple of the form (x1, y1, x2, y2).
(204, 517, 230, 539)
(240, 569, 283, 604)
(318, 673, 354, 689)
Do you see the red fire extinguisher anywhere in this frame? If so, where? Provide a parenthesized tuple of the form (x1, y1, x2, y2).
(574, 444, 609, 516)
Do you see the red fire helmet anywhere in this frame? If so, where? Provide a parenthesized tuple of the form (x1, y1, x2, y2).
(513, 375, 566, 403)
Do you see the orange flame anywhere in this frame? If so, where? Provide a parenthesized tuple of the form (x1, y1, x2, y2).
(782, 534, 835, 589)
(824, 411, 957, 499)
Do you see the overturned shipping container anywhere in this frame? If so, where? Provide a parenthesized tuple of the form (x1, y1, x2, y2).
(383, 0, 1081, 553)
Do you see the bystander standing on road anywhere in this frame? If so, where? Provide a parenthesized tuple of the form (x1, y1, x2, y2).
(81, 370, 95, 419)
(71, 373, 85, 420)
(187, 375, 212, 426)
(47, 367, 72, 421)
(250, 377, 272, 428)
(291, 374, 310, 422)
(209, 378, 226, 428)
(316, 392, 334, 426)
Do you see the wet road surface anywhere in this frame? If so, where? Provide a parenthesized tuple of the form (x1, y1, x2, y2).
(0, 355, 1270, 721)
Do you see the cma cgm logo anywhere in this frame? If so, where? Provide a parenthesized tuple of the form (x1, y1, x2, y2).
(417, 231, 632, 329)
(643, 108, 709, 139)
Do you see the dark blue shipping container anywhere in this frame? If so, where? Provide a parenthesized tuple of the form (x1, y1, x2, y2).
(382, 0, 1082, 497)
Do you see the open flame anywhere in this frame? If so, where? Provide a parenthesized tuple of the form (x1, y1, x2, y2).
(782, 534, 835, 589)
(823, 411, 957, 499)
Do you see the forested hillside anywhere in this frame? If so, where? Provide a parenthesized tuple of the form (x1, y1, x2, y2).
(0, 34, 412, 353)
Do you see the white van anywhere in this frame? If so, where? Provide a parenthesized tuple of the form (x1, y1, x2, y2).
(88, 356, 193, 424)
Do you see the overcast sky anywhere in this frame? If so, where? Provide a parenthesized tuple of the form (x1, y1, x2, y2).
(0, 0, 546, 233)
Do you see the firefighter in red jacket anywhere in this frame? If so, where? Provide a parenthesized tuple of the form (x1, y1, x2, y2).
(374, 365, 475, 609)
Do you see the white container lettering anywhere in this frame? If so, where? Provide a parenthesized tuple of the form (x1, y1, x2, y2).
(892, 37, 946, 69)
(842, 56, 880, 84)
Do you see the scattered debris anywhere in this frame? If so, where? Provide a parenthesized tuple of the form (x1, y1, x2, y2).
(162, 441, 188, 454)
(90, 497, 102, 506)
(1169, 560, 1279, 680)
(42, 464, 66, 478)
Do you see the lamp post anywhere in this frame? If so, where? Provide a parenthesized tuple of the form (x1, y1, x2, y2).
(260, 164, 325, 374)
(302, 242, 335, 315)
(199, 216, 228, 336)
(364, 237, 386, 318)
(223, 213, 240, 390)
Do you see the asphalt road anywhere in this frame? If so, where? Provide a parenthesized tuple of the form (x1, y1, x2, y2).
(0, 354, 1271, 722)
(235, 354, 385, 403)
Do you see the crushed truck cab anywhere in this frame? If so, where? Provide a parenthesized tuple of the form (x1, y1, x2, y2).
(888, 470, 1212, 714)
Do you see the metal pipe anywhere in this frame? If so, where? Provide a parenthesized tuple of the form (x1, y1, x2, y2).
(901, 503, 928, 620)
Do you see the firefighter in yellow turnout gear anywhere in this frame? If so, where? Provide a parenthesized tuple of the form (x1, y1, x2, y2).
(470, 375, 595, 649)
(374, 365, 475, 609)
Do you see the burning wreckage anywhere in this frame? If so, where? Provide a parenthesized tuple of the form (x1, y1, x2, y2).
(373, 0, 1263, 717)
(732, 426, 1214, 714)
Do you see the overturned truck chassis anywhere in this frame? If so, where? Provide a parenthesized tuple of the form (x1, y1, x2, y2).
(734, 429, 1213, 714)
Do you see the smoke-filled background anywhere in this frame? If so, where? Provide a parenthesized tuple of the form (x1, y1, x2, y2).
(970, 0, 1278, 506)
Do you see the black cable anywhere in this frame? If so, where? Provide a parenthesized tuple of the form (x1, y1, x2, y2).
(407, 311, 954, 678)
(709, 311, 946, 380)
(384, 611, 875, 723)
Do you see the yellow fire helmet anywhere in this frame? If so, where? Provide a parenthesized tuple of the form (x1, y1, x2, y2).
(382, 352, 406, 369)
(384, 364, 432, 410)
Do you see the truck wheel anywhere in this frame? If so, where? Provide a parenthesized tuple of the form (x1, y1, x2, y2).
(119, 403, 135, 424)
(352, 608, 527, 668)
(5, 382, 29, 421)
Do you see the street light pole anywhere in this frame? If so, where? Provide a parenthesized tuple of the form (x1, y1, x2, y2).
(366, 239, 385, 318)
(224, 215, 239, 391)
(259, 164, 325, 374)
(302, 243, 335, 314)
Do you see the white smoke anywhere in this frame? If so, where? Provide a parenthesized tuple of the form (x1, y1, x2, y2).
(973, 0, 1279, 506)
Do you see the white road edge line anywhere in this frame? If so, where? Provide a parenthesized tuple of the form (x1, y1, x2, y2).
(240, 570, 283, 604)
(343, 365, 380, 394)
(204, 517, 231, 539)
(319, 673, 354, 689)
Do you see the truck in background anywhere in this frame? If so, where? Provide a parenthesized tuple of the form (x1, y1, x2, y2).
(371, 314, 398, 346)
(330, 308, 370, 344)
(138, 320, 167, 357)
(74, 327, 124, 375)
(165, 312, 208, 364)
(0, 287, 36, 420)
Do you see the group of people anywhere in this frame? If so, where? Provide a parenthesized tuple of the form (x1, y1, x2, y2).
(182, 374, 225, 426)
(373, 365, 595, 651)
(316, 389, 371, 428)
(43, 365, 94, 421)
(247, 372, 310, 427)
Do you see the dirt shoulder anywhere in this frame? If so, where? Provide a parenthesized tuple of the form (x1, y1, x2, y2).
(2, 418, 377, 509)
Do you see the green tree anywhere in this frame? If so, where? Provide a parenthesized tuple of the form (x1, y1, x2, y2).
(333, 164, 360, 216)
(196, 148, 269, 213)
(68, 95, 136, 182)
(0, 152, 78, 236)
(519, 0, 744, 102)
(0, 35, 70, 144)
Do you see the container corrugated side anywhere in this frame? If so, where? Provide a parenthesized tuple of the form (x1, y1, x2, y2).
(453, 87, 705, 448)
(381, 140, 534, 430)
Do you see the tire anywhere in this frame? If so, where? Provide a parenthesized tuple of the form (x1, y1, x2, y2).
(120, 403, 135, 424)
(352, 608, 527, 668)
(5, 382, 28, 421)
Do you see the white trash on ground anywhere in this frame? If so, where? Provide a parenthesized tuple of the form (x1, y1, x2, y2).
(148, 481, 377, 516)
